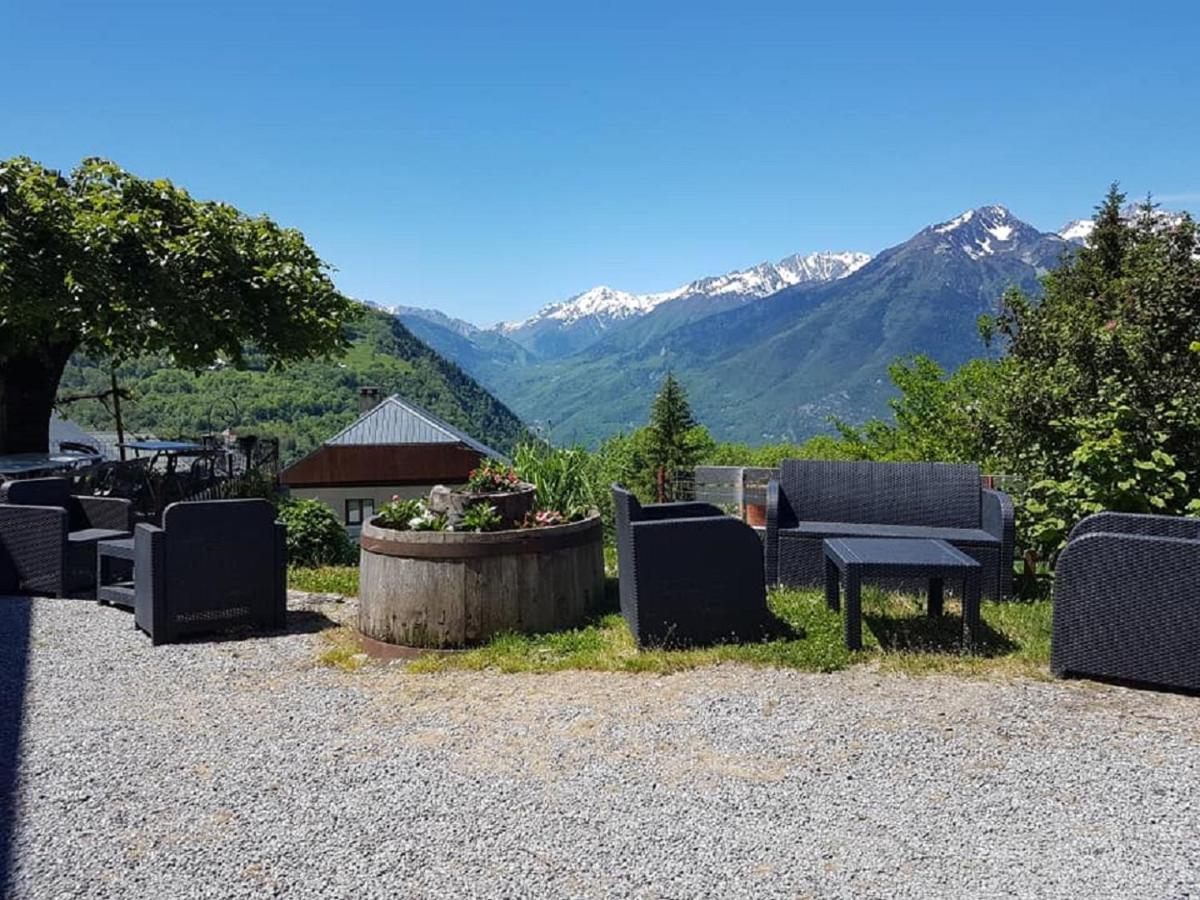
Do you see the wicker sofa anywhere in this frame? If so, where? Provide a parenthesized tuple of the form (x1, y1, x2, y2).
(766, 460, 1014, 601)
(0, 477, 132, 597)
(613, 485, 771, 647)
(1052, 512, 1200, 691)
(131, 499, 287, 645)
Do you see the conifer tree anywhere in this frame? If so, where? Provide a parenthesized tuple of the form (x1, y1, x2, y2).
(646, 372, 699, 500)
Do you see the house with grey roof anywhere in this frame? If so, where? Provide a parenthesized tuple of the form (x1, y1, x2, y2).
(280, 389, 505, 531)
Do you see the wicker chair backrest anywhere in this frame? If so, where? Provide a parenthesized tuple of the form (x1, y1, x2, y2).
(160, 499, 279, 615)
(0, 477, 83, 530)
(779, 459, 981, 529)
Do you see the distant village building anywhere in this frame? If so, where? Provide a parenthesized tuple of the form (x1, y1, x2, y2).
(280, 390, 506, 532)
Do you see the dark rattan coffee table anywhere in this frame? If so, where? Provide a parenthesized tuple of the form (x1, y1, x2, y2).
(823, 538, 981, 651)
(97, 537, 136, 609)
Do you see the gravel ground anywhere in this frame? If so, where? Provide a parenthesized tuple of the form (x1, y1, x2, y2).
(2, 594, 1199, 900)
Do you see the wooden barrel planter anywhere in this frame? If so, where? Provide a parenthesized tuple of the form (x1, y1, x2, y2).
(357, 514, 605, 649)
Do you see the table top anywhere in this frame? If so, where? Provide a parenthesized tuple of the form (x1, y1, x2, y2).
(823, 537, 980, 569)
(119, 440, 206, 453)
(97, 537, 136, 558)
(0, 452, 101, 476)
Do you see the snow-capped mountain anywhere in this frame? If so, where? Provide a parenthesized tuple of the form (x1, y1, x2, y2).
(919, 205, 1066, 265)
(496, 250, 869, 357)
(493, 204, 1075, 443)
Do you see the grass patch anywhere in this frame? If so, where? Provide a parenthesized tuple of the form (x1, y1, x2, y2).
(289, 565, 359, 597)
(316, 626, 369, 671)
(408, 586, 1054, 678)
(291, 565, 1054, 680)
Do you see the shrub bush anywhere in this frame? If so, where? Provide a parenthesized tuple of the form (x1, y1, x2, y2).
(278, 498, 356, 567)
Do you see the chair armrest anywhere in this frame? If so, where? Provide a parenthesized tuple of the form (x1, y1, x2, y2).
(638, 502, 726, 521)
(0, 505, 68, 595)
(1053, 531, 1200, 678)
(1067, 511, 1200, 544)
(75, 495, 134, 533)
(765, 480, 796, 584)
(982, 489, 1015, 598)
(134, 524, 166, 643)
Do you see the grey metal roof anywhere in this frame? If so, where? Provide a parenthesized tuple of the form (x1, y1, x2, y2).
(49, 413, 109, 458)
(324, 395, 506, 460)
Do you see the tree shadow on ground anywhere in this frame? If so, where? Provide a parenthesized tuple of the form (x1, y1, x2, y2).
(864, 609, 1016, 658)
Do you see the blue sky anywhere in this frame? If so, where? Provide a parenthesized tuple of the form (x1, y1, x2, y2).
(4, 0, 1198, 324)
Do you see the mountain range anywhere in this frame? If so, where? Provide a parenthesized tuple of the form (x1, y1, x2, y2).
(389, 204, 1168, 445)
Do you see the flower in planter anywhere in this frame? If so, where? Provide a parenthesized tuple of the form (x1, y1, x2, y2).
(465, 459, 525, 494)
(376, 498, 447, 531)
(519, 509, 570, 528)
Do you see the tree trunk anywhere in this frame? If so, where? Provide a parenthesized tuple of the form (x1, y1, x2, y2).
(0, 340, 78, 455)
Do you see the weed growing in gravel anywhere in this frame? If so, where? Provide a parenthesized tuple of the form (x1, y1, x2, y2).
(290, 566, 359, 597)
(317, 626, 368, 671)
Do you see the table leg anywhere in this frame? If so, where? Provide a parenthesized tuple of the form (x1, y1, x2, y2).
(927, 577, 944, 618)
(844, 569, 862, 651)
(962, 571, 981, 651)
(824, 557, 841, 612)
(96, 552, 109, 605)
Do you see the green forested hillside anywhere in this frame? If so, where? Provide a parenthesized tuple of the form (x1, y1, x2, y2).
(57, 306, 528, 461)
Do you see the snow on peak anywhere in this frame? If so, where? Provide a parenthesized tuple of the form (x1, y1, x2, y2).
(498, 285, 672, 330)
(499, 250, 871, 332)
(1059, 219, 1095, 243)
(928, 205, 1031, 258)
(934, 209, 975, 233)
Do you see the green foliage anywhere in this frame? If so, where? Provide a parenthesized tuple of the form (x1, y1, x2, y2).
(57, 306, 529, 462)
(985, 186, 1200, 554)
(828, 356, 1006, 467)
(278, 498, 356, 568)
(458, 502, 504, 532)
(375, 497, 425, 530)
(0, 156, 351, 366)
(701, 434, 867, 467)
(0, 155, 353, 453)
(465, 458, 523, 493)
(409, 506, 448, 531)
(1019, 389, 1195, 556)
(513, 441, 598, 519)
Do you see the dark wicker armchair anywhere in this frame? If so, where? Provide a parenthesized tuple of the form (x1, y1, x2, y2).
(1052, 512, 1200, 691)
(0, 477, 132, 597)
(766, 460, 1014, 601)
(612, 485, 771, 648)
(133, 499, 287, 645)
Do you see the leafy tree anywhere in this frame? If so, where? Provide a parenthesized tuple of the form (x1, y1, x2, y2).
(983, 185, 1200, 555)
(830, 356, 1006, 469)
(0, 156, 352, 453)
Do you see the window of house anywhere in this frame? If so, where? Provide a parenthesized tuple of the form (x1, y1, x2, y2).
(345, 498, 375, 526)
